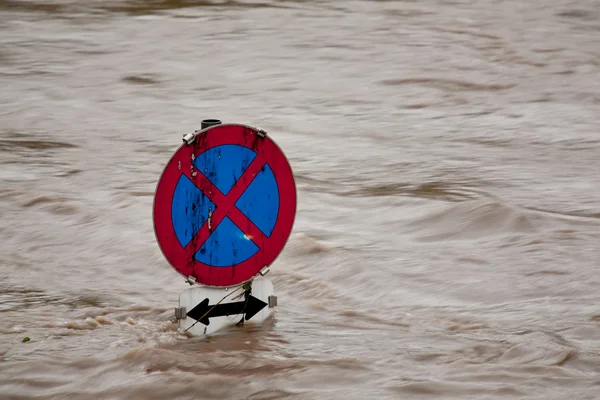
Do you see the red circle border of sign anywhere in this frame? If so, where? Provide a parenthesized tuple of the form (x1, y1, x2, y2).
(153, 124, 297, 287)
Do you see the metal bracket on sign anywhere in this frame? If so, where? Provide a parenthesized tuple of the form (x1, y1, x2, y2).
(185, 275, 197, 285)
(268, 295, 277, 308)
(175, 307, 187, 319)
(255, 128, 267, 138)
(182, 132, 195, 145)
(259, 266, 270, 276)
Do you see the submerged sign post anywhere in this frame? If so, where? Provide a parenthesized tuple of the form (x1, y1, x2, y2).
(153, 120, 296, 336)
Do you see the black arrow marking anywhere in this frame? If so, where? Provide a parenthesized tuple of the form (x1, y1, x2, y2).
(186, 295, 268, 326)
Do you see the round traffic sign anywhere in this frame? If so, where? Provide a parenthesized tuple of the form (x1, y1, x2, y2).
(153, 124, 297, 287)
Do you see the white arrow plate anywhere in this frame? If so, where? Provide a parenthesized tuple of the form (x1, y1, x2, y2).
(178, 277, 276, 336)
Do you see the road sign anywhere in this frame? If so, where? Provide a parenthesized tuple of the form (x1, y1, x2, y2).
(177, 277, 275, 336)
(153, 123, 297, 287)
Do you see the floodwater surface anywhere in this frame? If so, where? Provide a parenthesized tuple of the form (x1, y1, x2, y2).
(1, 0, 600, 399)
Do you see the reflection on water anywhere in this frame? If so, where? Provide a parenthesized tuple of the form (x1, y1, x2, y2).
(1, 0, 600, 399)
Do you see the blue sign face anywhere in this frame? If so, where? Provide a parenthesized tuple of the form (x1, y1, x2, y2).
(171, 144, 280, 267)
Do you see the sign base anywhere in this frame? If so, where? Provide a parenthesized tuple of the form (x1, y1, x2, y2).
(177, 277, 276, 337)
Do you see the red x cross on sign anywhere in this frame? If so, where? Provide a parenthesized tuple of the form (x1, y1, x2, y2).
(178, 148, 268, 252)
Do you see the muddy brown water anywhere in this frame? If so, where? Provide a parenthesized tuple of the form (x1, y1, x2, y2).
(1, 0, 600, 399)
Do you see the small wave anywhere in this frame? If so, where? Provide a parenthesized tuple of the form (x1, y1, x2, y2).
(434, 315, 490, 332)
(295, 174, 485, 201)
(341, 181, 480, 201)
(379, 77, 516, 92)
(406, 199, 600, 242)
(0, 139, 76, 151)
(101, 0, 288, 16)
(524, 206, 600, 221)
(245, 389, 299, 400)
(0, 0, 287, 16)
(127, 191, 155, 197)
(499, 344, 578, 367)
(0, 287, 64, 312)
(525, 270, 570, 276)
(46, 203, 79, 215)
(457, 137, 515, 148)
(336, 309, 409, 329)
(407, 200, 545, 241)
(391, 380, 520, 396)
(0, 0, 65, 13)
(22, 195, 62, 208)
(556, 9, 598, 21)
(129, 346, 366, 374)
(432, 27, 502, 41)
(275, 272, 337, 302)
(286, 233, 330, 255)
(72, 304, 172, 321)
(0, 189, 23, 199)
(21, 195, 80, 215)
(47, 318, 101, 331)
(122, 74, 161, 85)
